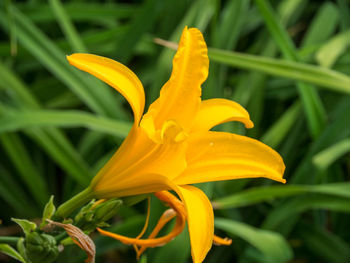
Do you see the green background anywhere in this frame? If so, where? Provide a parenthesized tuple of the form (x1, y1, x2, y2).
(0, 0, 349, 262)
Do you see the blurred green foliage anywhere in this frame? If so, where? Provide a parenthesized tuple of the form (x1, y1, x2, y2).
(0, 0, 349, 262)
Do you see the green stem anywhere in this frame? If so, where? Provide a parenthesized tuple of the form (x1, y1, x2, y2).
(0, 236, 19, 244)
(54, 187, 94, 220)
(54, 232, 67, 242)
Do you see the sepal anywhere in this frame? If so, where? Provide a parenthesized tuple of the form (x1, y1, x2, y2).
(40, 196, 56, 229)
(11, 218, 36, 237)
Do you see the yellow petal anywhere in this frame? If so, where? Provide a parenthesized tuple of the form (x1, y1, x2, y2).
(91, 126, 154, 195)
(173, 131, 286, 185)
(141, 27, 209, 137)
(91, 127, 187, 198)
(93, 171, 170, 199)
(192, 98, 254, 131)
(141, 115, 190, 144)
(67, 53, 145, 124)
(174, 185, 214, 263)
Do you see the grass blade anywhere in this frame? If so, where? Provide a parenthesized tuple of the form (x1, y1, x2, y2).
(261, 101, 301, 148)
(0, 166, 36, 216)
(215, 218, 293, 263)
(312, 138, 350, 171)
(316, 30, 350, 68)
(263, 195, 350, 230)
(254, 0, 327, 138)
(296, 222, 350, 263)
(208, 48, 350, 94)
(0, 7, 122, 119)
(0, 133, 49, 206)
(213, 183, 350, 209)
(17, 2, 137, 22)
(300, 2, 339, 49)
(0, 109, 131, 138)
(0, 61, 93, 185)
(49, 0, 87, 52)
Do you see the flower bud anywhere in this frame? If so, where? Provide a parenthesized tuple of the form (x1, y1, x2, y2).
(94, 199, 122, 223)
(74, 199, 122, 233)
(25, 232, 59, 263)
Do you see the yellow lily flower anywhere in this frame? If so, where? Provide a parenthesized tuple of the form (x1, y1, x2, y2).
(67, 27, 285, 263)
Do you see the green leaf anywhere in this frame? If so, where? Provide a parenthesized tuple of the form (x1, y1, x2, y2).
(0, 166, 36, 216)
(48, 0, 87, 53)
(253, 0, 297, 61)
(296, 222, 350, 263)
(205, 0, 248, 99)
(152, 226, 190, 263)
(17, 2, 137, 22)
(292, 97, 350, 183)
(301, 2, 339, 48)
(254, 0, 327, 138)
(40, 196, 56, 229)
(27, 128, 92, 186)
(214, 183, 350, 209)
(0, 58, 93, 186)
(312, 138, 350, 171)
(337, 0, 350, 31)
(0, 6, 122, 119)
(0, 62, 39, 109)
(139, 255, 147, 263)
(261, 101, 301, 148)
(215, 218, 293, 263)
(0, 244, 26, 263)
(11, 219, 36, 236)
(316, 30, 350, 68)
(113, 0, 166, 63)
(0, 133, 49, 207)
(263, 195, 350, 230)
(0, 109, 131, 138)
(207, 48, 350, 94)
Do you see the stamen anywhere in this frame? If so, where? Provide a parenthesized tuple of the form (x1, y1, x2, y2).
(91, 199, 106, 209)
(97, 191, 186, 257)
(154, 191, 187, 217)
(213, 235, 232, 246)
(97, 214, 184, 247)
(97, 191, 232, 259)
(137, 208, 177, 258)
(133, 197, 151, 254)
